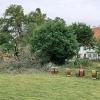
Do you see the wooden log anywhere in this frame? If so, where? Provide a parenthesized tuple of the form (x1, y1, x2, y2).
(50, 67, 58, 75)
(79, 69, 85, 77)
(76, 69, 85, 77)
(92, 70, 97, 79)
(65, 68, 71, 77)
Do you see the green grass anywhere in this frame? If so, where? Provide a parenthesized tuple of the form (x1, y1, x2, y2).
(0, 73, 100, 100)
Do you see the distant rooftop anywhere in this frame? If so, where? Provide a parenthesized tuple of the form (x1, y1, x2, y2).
(92, 26, 100, 39)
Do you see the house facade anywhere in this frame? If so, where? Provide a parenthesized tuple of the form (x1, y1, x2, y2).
(78, 26, 100, 60)
(78, 46, 99, 60)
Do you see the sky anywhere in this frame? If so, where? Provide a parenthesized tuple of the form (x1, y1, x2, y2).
(0, 0, 99, 26)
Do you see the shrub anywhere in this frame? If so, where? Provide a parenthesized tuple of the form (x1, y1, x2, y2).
(74, 59, 92, 67)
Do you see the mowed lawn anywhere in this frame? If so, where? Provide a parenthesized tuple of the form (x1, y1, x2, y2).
(0, 74, 100, 100)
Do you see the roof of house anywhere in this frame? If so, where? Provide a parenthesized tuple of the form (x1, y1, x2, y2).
(92, 27, 100, 39)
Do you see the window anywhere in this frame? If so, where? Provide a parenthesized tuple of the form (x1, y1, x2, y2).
(88, 54, 91, 58)
(84, 47, 86, 50)
(93, 54, 97, 58)
(84, 54, 86, 58)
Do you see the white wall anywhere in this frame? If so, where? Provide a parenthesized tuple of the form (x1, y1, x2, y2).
(78, 46, 99, 59)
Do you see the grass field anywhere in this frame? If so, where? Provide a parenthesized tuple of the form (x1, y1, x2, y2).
(0, 73, 100, 100)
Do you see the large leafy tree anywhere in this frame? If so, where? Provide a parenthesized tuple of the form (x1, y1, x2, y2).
(24, 8, 46, 43)
(27, 8, 46, 24)
(31, 19, 78, 65)
(0, 17, 13, 52)
(4, 4, 25, 37)
(69, 23, 94, 59)
(0, 4, 25, 58)
(69, 23, 94, 46)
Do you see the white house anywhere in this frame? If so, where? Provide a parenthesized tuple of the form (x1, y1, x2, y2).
(78, 46, 99, 60)
(78, 26, 100, 60)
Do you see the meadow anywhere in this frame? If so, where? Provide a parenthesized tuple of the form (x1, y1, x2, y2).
(0, 73, 100, 100)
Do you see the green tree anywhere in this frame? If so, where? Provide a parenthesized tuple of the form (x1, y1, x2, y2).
(31, 19, 78, 65)
(0, 32, 13, 52)
(0, 4, 25, 58)
(69, 23, 94, 59)
(70, 23, 93, 46)
(0, 17, 13, 52)
(96, 40, 100, 56)
(24, 8, 46, 43)
(4, 4, 25, 37)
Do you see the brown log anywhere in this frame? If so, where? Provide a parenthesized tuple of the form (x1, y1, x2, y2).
(92, 70, 97, 79)
(65, 68, 71, 77)
(50, 67, 58, 75)
(79, 69, 85, 77)
(76, 69, 85, 77)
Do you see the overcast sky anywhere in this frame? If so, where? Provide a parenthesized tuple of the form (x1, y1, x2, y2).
(0, 0, 99, 26)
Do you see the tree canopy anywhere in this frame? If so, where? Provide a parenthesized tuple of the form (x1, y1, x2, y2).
(69, 23, 94, 46)
(31, 19, 78, 65)
(24, 8, 46, 42)
(0, 4, 25, 57)
(0, 4, 96, 65)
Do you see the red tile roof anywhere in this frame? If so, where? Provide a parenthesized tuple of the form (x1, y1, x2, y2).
(92, 27, 100, 39)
